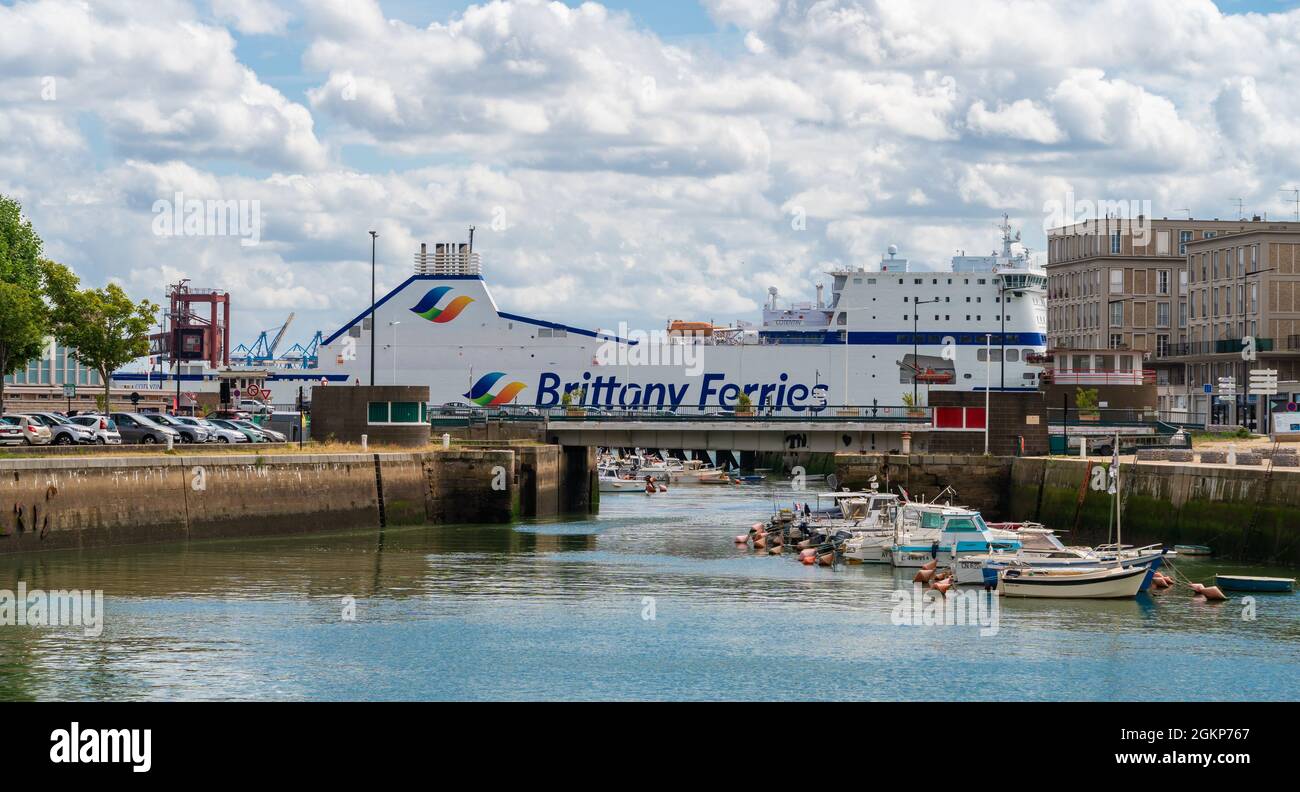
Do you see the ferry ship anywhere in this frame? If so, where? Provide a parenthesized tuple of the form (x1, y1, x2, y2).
(271, 218, 1047, 411)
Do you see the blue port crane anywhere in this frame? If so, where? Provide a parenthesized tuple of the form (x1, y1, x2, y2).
(235, 313, 295, 364)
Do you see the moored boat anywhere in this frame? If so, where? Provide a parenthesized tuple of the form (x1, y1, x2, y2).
(998, 564, 1148, 599)
(1213, 575, 1295, 593)
(1174, 544, 1212, 556)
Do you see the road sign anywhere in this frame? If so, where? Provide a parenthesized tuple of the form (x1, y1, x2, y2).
(130, 391, 141, 406)
(62, 383, 76, 398)
(1203, 384, 1213, 394)
(1249, 368, 1279, 396)
(1218, 376, 1237, 396)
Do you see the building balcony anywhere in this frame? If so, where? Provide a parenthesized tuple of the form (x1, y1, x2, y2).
(1041, 368, 1155, 386)
(1157, 338, 1290, 358)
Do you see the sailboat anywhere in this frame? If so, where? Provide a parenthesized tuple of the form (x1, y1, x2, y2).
(998, 434, 1148, 599)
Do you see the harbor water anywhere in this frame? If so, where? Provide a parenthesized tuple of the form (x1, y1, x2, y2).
(0, 484, 1296, 701)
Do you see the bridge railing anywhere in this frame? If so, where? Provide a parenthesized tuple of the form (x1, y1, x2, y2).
(435, 404, 935, 423)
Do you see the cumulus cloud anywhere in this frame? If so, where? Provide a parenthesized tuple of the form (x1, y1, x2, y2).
(5, 0, 1300, 345)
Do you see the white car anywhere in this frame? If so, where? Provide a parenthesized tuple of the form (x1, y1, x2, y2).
(68, 414, 123, 444)
(237, 399, 274, 415)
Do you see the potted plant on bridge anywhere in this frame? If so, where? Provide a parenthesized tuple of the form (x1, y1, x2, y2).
(735, 392, 754, 416)
(1075, 387, 1101, 421)
(902, 392, 925, 418)
(563, 387, 587, 417)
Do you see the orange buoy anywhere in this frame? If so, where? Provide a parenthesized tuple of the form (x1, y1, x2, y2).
(797, 539, 813, 550)
(914, 569, 935, 583)
(1189, 582, 1205, 593)
(801, 554, 815, 565)
(931, 579, 953, 594)
(768, 545, 783, 555)
(934, 569, 951, 581)
(1200, 586, 1227, 601)
(799, 548, 816, 558)
(922, 560, 938, 571)
(816, 553, 834, 566)
(734, 535, 749, 544)
(752, 523, 764, 531)
(754, 537, 766, 549)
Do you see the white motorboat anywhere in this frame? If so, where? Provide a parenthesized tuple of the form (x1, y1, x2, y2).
(997, 564, 1148, 599)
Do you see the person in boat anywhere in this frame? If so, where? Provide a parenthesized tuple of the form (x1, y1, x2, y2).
(803, 503, 811, 517)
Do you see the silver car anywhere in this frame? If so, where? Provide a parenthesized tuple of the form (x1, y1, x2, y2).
(174, 416, 246, 443)
(68, 414, 123, 444)
(22, 412, 95, 445)
(149, 413, 209, 443)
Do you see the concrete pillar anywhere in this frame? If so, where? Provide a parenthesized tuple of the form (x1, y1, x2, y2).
(901, 432, 912, 455)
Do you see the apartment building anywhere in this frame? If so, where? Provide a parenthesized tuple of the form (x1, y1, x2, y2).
(1160, 228, 1300, 426)
(1046, 216, 1300, 425)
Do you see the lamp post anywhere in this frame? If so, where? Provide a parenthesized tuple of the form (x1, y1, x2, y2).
(369, 230, 378, 386)
(984, 333, 992, 455)
(912, 297, 939, 405)
(388, 321, 400, 384)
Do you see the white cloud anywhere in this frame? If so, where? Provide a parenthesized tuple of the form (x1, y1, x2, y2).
(211, 0, 291, 35)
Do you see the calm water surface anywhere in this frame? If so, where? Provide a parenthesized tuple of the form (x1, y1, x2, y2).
(0, 485, 1296, 701)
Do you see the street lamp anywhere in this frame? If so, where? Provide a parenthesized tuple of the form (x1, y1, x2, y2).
(984, 333, 992, 455)
(369, 230, 378, 387)
(912, 297, 940, 404)
(388, 321, 400, 384)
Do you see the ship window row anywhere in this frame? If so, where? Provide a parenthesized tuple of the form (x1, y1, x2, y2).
(976, 348, 1034, 362)
(536, 328, 567, 338)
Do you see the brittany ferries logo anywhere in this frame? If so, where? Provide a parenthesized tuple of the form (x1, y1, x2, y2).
(465, 372, 527, 407)
(411, 286, 474, 323)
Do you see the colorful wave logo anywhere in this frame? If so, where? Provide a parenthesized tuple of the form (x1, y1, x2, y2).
(464, 372, 527, 407)
(410, 286, 474, 323)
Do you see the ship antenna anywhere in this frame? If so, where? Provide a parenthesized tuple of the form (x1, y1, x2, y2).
(468, 225, 476, 253)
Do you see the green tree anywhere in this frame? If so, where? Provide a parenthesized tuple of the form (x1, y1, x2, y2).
(0, 282, 48, 412)
(42, 260, 158, 413)
(0, 195, 47, 413)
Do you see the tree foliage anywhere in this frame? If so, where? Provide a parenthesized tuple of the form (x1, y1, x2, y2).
(0, 196, 47, 411)
(43, 260, 158, 413)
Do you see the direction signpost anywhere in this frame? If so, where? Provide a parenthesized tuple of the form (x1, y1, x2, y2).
(1249, 369, 1279, 434)
(63, 383, 75, 414)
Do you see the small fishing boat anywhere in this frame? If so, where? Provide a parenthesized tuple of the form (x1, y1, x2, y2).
(1213, 575, 1295, 593)
(998, 564, 1148, 599)
(1174, 544, 1212, 556)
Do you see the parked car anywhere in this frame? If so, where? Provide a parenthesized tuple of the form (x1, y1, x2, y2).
(21, 412, 96, 445)
(173, 416, 245, 443)
(68, 414, 123, 444)
(1, 414, 52, 445)
(207, 409, 253, 421)
(0, 417, 27, 446)
(207, 418, 268, 442)
(264, 412, 307, 443)
(237, 399, 273, 415)
(110, 412, 181, 445)
(148, 413, 209, 443)
(240, 421, 286, 442)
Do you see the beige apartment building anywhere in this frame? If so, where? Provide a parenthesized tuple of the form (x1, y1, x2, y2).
(1046, 217, 1300, 427)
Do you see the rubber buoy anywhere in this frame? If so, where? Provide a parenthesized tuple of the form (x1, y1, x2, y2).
(816, 553, 834, 566)
(922, 560, 938, 571)
(799, 548, 816, 559)
(1189, 582, 1205, 593)
(752, 523, 764, 531)
(754, 537, 766, 549)
(931, 579, 953, 594)
(768, 545, 783, 555)
(801, 554, 815, 565)
(1200, 586, 1227, 601)
(734, 535, 748, 544)
(934, 569, 951, 581)
(914, 569, 935, 584)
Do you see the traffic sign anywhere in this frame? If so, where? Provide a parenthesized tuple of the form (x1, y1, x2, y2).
(62, 383, 76, 398)
(1249, 368, 1278, 396)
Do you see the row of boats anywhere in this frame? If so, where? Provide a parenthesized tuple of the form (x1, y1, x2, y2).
(598, 453, 766, 493)
(737, 489, 1168, 598)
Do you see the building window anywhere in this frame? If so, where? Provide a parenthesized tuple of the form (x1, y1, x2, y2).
(1157, 270, 1170, 295)
(1110, 333, 1124, 349)
(1157, 302, 1170, 327)
(1179, 230, 1193, 254)
(1156, 334, 1169, 358)
(1111, 230, 1122, 254)
(368, 402, 389, 423)
(1109, 301, 1124, 327)
(1109, 269, 1123, 294)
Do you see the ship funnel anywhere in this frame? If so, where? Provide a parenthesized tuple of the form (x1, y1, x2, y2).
(815, 283, 824, 308)
(415, 241, 482, 275)
(768, 286, 778, 310)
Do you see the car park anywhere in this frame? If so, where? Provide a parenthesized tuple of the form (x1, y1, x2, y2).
(149, 413, 209, 443)
(21, 412, 95, 445)
(68, 414, 123, 444)
(110, 412, 181, 445)
(229, 418, 284, 442)
(1, 414, 53, 445)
